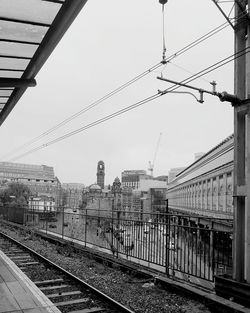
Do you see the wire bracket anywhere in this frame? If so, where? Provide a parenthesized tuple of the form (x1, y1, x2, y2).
(157, 76, 243, 105)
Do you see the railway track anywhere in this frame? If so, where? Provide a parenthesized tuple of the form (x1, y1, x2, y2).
(0, 231, 134, 313)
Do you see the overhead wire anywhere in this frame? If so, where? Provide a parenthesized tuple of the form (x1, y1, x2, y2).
(2, 10, 245, 161)
(165, 46, 250, 93)
(9, 93, 162, 161)
(163, 8, 247, 64)
(0, 62, 162, 160)
(164, 21, 229, 63)
(168, 61, 211, 84)
(8, 45, 250, 162)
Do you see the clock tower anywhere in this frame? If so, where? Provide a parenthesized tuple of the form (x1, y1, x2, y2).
(97, 160, 105, 189)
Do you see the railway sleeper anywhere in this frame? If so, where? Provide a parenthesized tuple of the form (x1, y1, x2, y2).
(5, 251, 28, 254)
(69, 308, 106, 313)
(55, 298, 89, 307)
(6, 252, 28, 256)
(34, 278, 64, 286)
(14, 258, 36, 264)
(8, 249, 24, 252)
(47, 290, 82, 298)
(17, 261, 40, 266)
(40, 284, 69, 291)
(8, 255, 32, 260)
(12, 258, 34, 264)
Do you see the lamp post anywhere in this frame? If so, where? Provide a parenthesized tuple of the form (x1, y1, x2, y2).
(164, 198, 170, 276)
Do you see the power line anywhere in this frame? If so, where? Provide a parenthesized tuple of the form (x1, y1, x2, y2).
(9, 93, 162, 161)
(1, 17, 239, 160)
(164, 9, 247, 65)
(167, 46, 250, 93)
(168, 61, 211, 84)
(0, 62, 162, 160)
(8, 46, 250, 162)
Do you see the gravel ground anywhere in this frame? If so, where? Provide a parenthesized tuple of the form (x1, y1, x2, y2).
(1, 225, 213, 313)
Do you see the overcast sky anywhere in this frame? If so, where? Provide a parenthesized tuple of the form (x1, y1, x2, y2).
(0, 0, 234, 186)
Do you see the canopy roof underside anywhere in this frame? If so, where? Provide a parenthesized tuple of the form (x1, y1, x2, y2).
(0, 0, 87, 126)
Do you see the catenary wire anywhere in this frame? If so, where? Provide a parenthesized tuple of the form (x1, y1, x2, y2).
(8, 46, 250, 162)
(165, 46, 250, 93)
(1, 15, 243, 160)
(164, 8, 248, 64)
(168, 61, 211, 84)
(9, 93, 162, 161)
(0, 62, 162, 160)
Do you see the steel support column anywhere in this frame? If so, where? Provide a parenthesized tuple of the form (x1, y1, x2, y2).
(245, 0, 250, 283)
(233, 0, 250, 282)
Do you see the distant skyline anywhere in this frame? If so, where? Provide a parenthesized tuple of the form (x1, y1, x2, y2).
(0, 1, 234, 186)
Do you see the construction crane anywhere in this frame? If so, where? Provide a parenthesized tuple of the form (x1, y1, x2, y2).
(148, 133, 162, 177)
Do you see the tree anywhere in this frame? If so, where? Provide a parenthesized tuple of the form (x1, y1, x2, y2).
(0, 182, 31, 207)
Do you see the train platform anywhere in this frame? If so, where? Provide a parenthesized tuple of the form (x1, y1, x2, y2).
(0, 249, 61, 313)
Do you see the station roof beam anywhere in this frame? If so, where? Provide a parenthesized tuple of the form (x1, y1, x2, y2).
(0, 0, 88, 126)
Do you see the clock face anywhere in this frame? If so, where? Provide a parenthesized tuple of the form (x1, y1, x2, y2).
(100, 165, 103, 169)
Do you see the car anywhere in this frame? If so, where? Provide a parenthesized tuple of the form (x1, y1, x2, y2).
(144, 226, 150, 234)
(49, 224, 57, 229)
(169, 240, 176, 250)
(159, 225, 167, 236)
(104, 226, 113, 233)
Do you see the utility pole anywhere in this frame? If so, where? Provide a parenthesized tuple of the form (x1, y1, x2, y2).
(158, 0, 250, 283)
(233, 0, 250, 283)
(246, 0, 250, 282)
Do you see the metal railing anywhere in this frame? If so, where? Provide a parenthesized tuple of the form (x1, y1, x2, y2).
(0, 205, 233, 284)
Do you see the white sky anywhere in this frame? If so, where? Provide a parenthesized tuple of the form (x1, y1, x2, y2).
(0, 0, 234, 186)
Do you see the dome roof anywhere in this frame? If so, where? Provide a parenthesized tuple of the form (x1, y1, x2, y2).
(89, 184, 101, 190)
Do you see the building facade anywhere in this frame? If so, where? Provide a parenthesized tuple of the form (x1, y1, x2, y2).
(28, 195, 55, 213)
(121, 169, 168, 221)
(61, 183, 85, 210)
(167, 134, 234, 220)
(82, 184, 113, 218)
(0, 162, 61, 205)
(168, 167, 186, 183)
(121, 170, 152, 189)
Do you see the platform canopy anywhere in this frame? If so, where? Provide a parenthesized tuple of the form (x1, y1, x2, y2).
(0, 0, 88, 127)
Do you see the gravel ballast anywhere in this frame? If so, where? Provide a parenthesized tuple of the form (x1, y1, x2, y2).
(1, 224, 213, 313)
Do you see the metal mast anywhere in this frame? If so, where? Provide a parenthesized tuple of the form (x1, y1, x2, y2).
(213, 0, 250, 283)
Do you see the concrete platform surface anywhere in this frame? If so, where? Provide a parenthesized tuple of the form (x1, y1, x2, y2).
(0, 249, 61, 313)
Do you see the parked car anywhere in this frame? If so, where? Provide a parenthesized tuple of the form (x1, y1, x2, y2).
(169, 240, 176, 250)
(49, 224, 57, 229)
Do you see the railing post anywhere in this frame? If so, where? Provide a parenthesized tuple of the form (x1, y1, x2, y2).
(210, 221, 215, 279)
(84, 208, 88, 247)
(7, 205, 10, 222)
(165, 199, 170, 276)
(45, 213, 48, 234)
(116, 210, 119, 258)
(62, 206, 64, 239)
(111, 199, 114, 253)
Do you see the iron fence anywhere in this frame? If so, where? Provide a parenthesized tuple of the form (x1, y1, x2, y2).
(0, 205, 233, 283)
